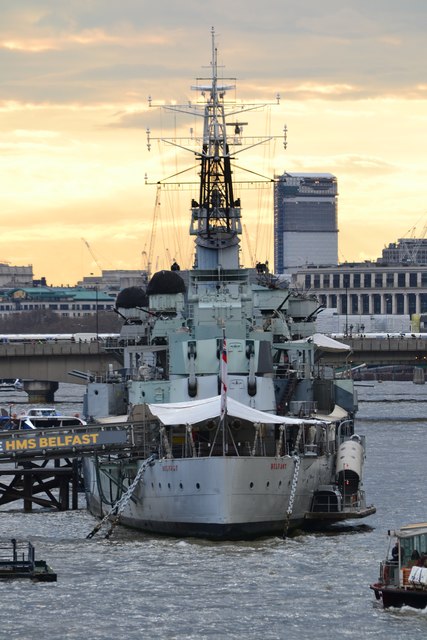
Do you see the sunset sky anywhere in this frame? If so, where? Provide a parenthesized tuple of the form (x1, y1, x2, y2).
(1, 1, 426, 285)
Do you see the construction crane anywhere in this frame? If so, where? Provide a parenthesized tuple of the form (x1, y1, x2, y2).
(146, 185, 161, 277)
(401, 222, 427, 264)
(243, 224, 255, 266)
(82, 238, 103, 273)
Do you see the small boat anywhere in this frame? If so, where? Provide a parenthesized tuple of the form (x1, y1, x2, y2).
(0, 378, 23, 392)
(0, 539, 57, 582)
(370, 522, 427, 609)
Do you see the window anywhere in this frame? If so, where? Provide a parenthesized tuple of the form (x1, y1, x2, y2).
(409, 273, 417, 287)
(364, 273, 371, 288)
(408, 293, 417, 315)
(373, 294, 381, 314)
(396, 294, 404, 314)
(350, 294, 358, 314)
(375, 273, 383, 288)
(361, 294, 370, 314)
(353, 274, 361, 288)
(398, 273, 406, 287)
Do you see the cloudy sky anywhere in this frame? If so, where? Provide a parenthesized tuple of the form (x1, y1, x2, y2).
(1, 0, 426, 284)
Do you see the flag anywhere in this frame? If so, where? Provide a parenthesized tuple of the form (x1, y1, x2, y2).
(220, 335, 228, 416)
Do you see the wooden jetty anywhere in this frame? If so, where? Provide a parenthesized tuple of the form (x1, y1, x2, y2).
(0, 420, 138, 511)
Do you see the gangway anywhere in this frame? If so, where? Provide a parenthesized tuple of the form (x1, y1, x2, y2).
(0, 420, 147, 512)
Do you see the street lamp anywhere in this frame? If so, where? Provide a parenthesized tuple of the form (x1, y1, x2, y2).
(95, 285, 99, 342)
(344, 274, 350, 336)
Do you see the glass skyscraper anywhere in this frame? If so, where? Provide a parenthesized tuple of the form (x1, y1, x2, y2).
(274, 172, 338, 274)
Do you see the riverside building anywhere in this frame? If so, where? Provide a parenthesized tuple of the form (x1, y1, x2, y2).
(292, 250, 427, 329)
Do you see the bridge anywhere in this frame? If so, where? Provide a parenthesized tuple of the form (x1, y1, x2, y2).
(0, 340, 122, 401)
(320, 335, 427, 368)
(0, 336, 426, 401)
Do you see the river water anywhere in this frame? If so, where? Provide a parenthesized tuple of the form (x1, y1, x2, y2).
(0, 381, 426, 639)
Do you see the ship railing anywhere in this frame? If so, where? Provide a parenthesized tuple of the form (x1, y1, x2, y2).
(336, 419, 355, 445)
(303, 444, 318, 456)
(274, 364, 307, 380)
(341, 488, 367, 511)
(380, 560, 399, 586)
(288, 400, 317, 417)
(311, 493, 340, 513)
(0, 540, 35, 570)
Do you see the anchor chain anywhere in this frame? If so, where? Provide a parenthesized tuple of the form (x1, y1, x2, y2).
(86, 454, 156, 540)
(282, 454, 301, 538)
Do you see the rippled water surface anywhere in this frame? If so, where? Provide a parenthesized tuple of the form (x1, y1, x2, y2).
(1, 382, 427, 639)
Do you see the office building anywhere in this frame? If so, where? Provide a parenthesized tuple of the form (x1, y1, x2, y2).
(274, 172, 338, 273)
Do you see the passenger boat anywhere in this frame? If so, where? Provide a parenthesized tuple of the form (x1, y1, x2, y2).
(370, 523, 427, 609)
(82, 29, 375, 540)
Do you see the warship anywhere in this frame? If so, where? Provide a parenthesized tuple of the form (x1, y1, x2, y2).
(82, 30, 375, 539)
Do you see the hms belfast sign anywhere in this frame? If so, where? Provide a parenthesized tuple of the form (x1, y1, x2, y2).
(0, 428, 128, 456)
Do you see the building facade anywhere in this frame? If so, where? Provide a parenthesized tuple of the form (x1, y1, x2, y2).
(0, 264, 33, 288)
(274, 172, 338, 273)
(0, 287, 115, 319)
(293, 262, 427, 319)
(378, 238, 427, 266)
(77, 269, 147, 293)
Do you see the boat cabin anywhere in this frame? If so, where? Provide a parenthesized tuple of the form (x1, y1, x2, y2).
(371, 522, 427, 608)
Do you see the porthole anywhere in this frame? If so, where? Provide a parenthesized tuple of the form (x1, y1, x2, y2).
(249, 482, 254, 488)
(266, 481, 270, 488)
(278, 480, 282, 487)
(168, 483, 171, 489)
(196, 483, 200, 490)
(179, 482, 183, 490)
(158, 483, 162, 489)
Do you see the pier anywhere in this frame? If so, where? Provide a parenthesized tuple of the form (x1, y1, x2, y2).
(0, 420, 139, 512)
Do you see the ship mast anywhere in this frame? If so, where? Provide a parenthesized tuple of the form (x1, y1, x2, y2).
(190, 28, 241, 270)
(146, 27, 286, 272)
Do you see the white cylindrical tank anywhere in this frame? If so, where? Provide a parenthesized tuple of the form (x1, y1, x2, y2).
(336, 435, 364, 479)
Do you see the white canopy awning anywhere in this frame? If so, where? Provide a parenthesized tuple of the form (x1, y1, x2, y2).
(396, 523, 427, 539)
(304, 333, 352, 352)
(275, 333, 351, 353)
(147, 395, 326, 427)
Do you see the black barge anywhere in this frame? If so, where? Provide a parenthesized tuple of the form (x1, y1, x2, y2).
(0, 539, 57, 582)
